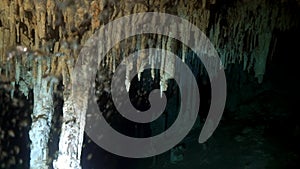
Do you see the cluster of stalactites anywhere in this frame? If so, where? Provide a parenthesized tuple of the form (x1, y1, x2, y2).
(1, 0, 299, 89)
(99, 32, 211, 96)
(0, 0, 96, 98)
(0, 0, 213, 98)
(209, 0, 299, 83)
(2, 45, 62, 98)
(94, 0, 212, 94)
(0, 0, 211, 77)
(0, 0, 95, 90)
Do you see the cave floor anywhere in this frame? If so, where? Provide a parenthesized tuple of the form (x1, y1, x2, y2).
(144, 121, 299, 169)
(132, 88, 300, 169)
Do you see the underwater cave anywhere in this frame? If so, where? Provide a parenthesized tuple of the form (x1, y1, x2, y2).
(0, 0, 300, 169)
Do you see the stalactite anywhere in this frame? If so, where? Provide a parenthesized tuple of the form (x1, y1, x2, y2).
(125, 57, 133, 92)
(147, 37, 155, 80)
(16, 22, 20, 43)
(91, 1, 101, 32)
(159, 35, 170, 96)
(165, 33, 175, 79)
(108, 52, 113, 73)
(137, 35, 147, 81)
(35, 2, 47, 48)
(177, 0, 189, 63)
(151, 34, 161, 80)
(10, 81, 15, 99)
(15, 57, 20, 84)
(9, 0, 16, 47)
(112, 49, 116, 73)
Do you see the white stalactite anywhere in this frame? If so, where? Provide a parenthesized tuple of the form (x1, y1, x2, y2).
(160, 36, 167, 97)
(125, 57, 133, 92)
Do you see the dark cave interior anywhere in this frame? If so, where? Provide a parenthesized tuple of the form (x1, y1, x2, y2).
(1, 0, 300, 169)
(1, 28, 299, 169)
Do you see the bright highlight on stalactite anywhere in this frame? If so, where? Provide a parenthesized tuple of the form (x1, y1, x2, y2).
(0, 0, 299, 169)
